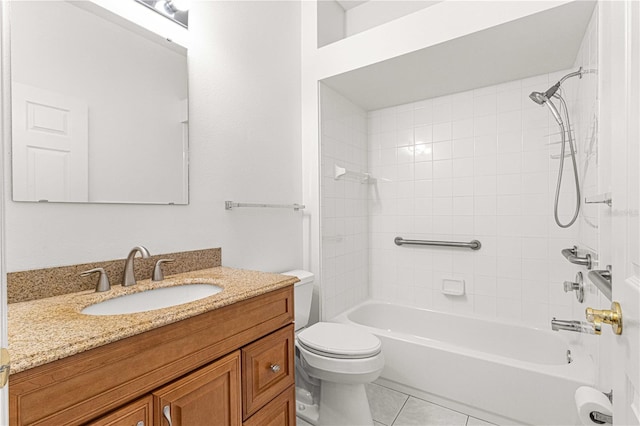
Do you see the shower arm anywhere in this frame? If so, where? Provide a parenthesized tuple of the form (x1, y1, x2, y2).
(558, 67, 584, 85)
(545, 67, 584, 99)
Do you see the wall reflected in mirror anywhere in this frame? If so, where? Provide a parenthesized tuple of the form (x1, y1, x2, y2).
(10, 1, 189, 205)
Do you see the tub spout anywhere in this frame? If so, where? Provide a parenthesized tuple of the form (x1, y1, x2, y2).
(551, 318, 596, 334)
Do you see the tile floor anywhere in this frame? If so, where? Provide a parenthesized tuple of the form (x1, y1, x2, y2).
(297, 382, 497, 426)
(365, 382, 496, 426)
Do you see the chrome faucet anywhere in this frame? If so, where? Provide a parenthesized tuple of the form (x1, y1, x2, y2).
(122, 245, 151, 286)
(551, 318, 595, 334)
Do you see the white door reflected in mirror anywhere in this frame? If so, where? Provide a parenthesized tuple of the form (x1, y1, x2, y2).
(12, 83, 89, 203)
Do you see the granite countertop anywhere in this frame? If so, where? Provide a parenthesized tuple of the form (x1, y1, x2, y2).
(8, 266, 298, 374)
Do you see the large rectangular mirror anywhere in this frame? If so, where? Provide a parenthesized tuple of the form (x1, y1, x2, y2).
(9, 1, 189, 204)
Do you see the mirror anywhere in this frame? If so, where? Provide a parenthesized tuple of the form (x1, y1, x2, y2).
(9, 1, 189, 204)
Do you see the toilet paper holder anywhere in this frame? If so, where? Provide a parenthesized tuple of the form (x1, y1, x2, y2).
(590, 390, 613, 424)
(590, 411, 612, 424)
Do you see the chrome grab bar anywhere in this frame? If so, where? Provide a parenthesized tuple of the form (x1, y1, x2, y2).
(394, 237, 481, 250)
(588, 267, 612, 301)
(225, 201, 305, 211)
(561, 246, 592, 269)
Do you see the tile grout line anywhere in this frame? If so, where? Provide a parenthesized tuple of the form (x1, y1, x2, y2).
(372, 383, 488, 426)
(390, 395, 411, 426)
(370, 381, 493, 426)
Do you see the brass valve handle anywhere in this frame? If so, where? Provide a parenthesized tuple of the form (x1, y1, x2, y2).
(585, 301, 622, 335)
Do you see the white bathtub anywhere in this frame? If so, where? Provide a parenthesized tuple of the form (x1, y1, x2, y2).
(333, 300, 596, 425)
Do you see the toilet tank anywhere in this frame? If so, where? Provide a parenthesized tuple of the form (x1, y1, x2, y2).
(281, 270, 314, 331)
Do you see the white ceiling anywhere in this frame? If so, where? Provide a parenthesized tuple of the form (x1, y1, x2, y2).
(322, 1, 596, 111)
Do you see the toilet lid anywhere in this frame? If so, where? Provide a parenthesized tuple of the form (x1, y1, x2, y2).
(297, 323, 382, 359)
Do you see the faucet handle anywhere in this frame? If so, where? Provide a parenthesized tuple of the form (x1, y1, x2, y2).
(152, 259, 174, 281)
(563, 272, 585, 303)
(80, 267, 111, 293)
(585, 301, 623, 335)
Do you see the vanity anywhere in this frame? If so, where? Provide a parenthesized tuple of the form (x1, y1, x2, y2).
(8, 266, 297, 426)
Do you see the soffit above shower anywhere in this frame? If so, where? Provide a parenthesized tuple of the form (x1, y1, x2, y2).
(321, 0, 596, 111)
(335, 0, 368, 11)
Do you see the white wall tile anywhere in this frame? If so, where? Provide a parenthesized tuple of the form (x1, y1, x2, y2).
(414, 108, 433, 126)
(453, 137, 475, 158)
(320, 86, 370, 318)
(452, 177, 474, 197)
(433, 160, 452, 179)
(497, 89, 522, 113)
(433, 141, 453, 160)
(433, 123, 452, 142)
(474, 93, 497, 117)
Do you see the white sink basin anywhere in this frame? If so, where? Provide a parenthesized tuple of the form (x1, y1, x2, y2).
(81, 284, 222, 316)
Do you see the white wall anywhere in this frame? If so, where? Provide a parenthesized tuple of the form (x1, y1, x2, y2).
(320, 85, 369, 319)
(3, 0, 303, 272)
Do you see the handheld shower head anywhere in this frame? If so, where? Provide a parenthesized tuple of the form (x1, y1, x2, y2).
(529, 91, 563, 125)
(529, 91, 547, 105)
(529, 67, 584, 229)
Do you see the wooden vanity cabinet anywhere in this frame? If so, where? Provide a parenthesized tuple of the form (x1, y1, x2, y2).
(9, 286, 295, 426)
(87, 396, 153, 426)
(153, 351, 242, 426)
(243, 385, 296, 426)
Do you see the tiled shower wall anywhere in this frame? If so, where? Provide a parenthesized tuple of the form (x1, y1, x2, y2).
(320, 86, 369, 319)
(367, 68, 597, 328)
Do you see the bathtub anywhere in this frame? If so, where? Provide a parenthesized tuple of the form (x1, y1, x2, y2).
(333, 300, 596, 425)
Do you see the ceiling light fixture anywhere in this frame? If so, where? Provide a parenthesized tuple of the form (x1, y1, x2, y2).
(135, 0, 188, 28)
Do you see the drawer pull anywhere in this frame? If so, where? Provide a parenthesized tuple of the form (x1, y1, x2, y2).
(163, 405, 173, 426)
(270, 364, 281, 373)
(136, 422, 144, 426)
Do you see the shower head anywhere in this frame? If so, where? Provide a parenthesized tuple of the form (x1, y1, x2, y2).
(528, 91, 563, 125)
(529, 91, 547, 105)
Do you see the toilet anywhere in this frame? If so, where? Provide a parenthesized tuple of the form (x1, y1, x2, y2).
(283, 270, 384, 426)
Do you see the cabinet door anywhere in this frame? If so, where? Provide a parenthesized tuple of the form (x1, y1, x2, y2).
(241, 325, 294, 419)
(153, 351, 241, 426)
(243, 386, 295, 426)
(87, 395, 153, 426)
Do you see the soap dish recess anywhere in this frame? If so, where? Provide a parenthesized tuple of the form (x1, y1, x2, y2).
(442, 279, 465, 296)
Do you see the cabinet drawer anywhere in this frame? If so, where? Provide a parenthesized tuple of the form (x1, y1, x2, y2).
(243, 385, 295, 426)
(241, 324, 294, 419)
(86, 395, 153, 426)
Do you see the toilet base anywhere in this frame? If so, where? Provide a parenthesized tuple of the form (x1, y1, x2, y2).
(296, 398, 319, 425)
(319, 381, 374, 426)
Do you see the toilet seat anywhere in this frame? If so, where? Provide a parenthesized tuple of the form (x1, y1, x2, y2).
(297, 323, 381, 359)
